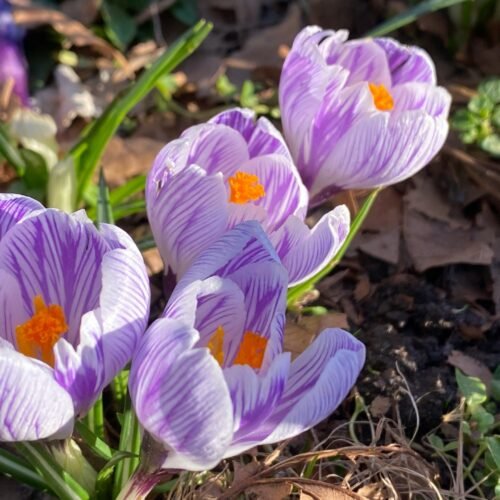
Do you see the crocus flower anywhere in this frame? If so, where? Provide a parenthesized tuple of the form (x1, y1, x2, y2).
(279, 27, 451, 202)
(146, 107, 349, 286)
(0, 0, 29, 105)
(0, 194, 150, 441)
(130, 221, 365, 471)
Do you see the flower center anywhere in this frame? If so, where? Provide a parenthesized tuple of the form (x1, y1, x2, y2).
(16, 295, 68, 367)
(208, 326, 268, 370)
(368, 82, 394, 111)
(228, 171, 265, 204)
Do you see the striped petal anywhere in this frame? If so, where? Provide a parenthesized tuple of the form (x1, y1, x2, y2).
(0, 209, 109, 347)
(272, 205, 350, 286)
(129, 317, 233, 471)
(147, 165, 229, 279)
(375, 37, 436, 85)
(0, 194, 43, 241)
(54, 225, 150, 414)
(392, 82, 451, 118)
(243, 328, 365, 448)
(0, 343, 74, 441)
(223, 353, 290, 456)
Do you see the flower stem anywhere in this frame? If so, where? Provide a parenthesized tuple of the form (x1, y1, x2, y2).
(84, 396, 105, 441)
(287, 188, 380, 308)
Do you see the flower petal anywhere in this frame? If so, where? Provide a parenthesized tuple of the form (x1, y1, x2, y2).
(0, 194, 43, 241)
(222, 353, 290, 457)
(241, 328, 365, 448)
(147, 165, 229, 278)
(0, 345, 74, 441)
(392, 82, 451, 118)
(272, 205, 350, 286)
(129, 318, 233, 471)
(375, 37, 436, 85)
(0, 209, 109, 347)
(231, 154, 308, 230)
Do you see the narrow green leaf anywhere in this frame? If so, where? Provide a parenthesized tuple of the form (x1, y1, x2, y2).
(75, 421, 115, 461)
(136, 234, 156, 251)
(113, 199, 146, 220)
(0, 447, 48, 491)
(0, 126, 26, 175)
(97, 169, 114, 225)
(366, 0, 470, 37)
(112, 369, 129, 409)
(95, 451, 139, 500)
(16, 442, 90, 500)
(455, 368, 488, 407)
(70, 19, 213, 205)
(109, 175, 146, 206)
(486, 436, 500, 470)
(287, 189, 380, 307)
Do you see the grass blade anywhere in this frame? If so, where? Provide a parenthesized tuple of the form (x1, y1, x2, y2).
(0, 447, 48, 491)
(70, 19, 212, 205)
(366, 0, 469, 36)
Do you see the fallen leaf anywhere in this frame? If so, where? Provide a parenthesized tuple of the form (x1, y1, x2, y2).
(143, 248, 163, 276)
(403, 208, 493, 272)
(12, 3, 127, 67)
(101, 136, 164, 188)
(358, 228, 400, 265)
(60, 0, 100, 25)
(248, 482, 293, 500)
(298, 483, 358, 500)
(356, 482, 386, 499)
(284, 312, 349, 359)
(232, 461, 260, 484)
(447, 350, 492, 391)
(354, 274, 371, 302)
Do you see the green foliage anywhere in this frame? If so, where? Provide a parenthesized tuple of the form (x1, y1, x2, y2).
(428, 367, 500, 497)
(101, 1, 137, 51)
(451, 78, 500, 159)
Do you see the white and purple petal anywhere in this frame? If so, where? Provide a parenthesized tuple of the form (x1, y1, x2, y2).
(0, 194, 43, 241)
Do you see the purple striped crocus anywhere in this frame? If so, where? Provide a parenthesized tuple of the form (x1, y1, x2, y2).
(0, 0, 29, 105)
(0, 194, 150, 441)
(130, 221, 365, 471)
(280, 27, 451, 203)
(146, 107, 349, 287)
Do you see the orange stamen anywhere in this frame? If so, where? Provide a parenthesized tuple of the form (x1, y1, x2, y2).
(228, 171, 265, 204)
(16, 295, 68, 367)
(233, 331, 268, 370)
(207, 325, 225, 366)
(368, 82, 394, 111)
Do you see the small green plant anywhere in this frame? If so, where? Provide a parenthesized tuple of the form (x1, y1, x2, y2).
(428, 367, 500, 498)
(451, 78, 500, 158)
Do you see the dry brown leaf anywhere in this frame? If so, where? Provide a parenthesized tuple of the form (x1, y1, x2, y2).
(354, 274, 371, 302)
(248, 481, 293, 500)
(284, 312, 349, 359)
(298, 483, 358, 500)
(362, 187, 403, 232)
(60, 0, 100, 25)
(356, 482, 386, 499)
(101, 136, 164, 188)
(403, 208, 493, 272)
(447, 350, 492, 390)
(232, 461, 260, 485)
(143, 248, 163, 276)
(369, 395, 391, 418)
(12, 3, 127, 67)
(358, 228, 400, 265)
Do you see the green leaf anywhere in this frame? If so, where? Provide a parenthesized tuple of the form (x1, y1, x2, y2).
(101, 1, 137, 51)
(492, 106, 500, 129)
(455, 368, 488, 407)
(136, 234, 156, 251)
(460, 128, 479, 144)
(0, 125, 26, 175)
(110, 175, 146, 206)
(468, 94, 494, 116)
(75, 421, 115, 461)
(94, 451, 139, 500)
(486, 436, 500, 470)
(96, 169, 114, 225)
(0, 447, 48, 491)
(20, 148, 49, 190)
(470, 404, 495, 434)
(365, 0, 470, 37)
(113, 199, 146, 220)
(428, 433, 445, 450)
(451, 108, 476, 132)
(70, 19, 213, 206)
(216, 74, 237, 98)
(16, 442, 90, 500)
(479, 79, 500, 104)
(481, 134, 500, 158)
(170, 0, 199, 25)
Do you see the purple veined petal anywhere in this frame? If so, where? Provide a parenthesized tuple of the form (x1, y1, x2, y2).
(192, 276, 246, 367)
(0, 209, 109, 348)
(325, 38, 392, 87)
(375, 37, 436, 86)
(147, 164, 229, 279)
(0, 194, 43, 241)
(227, 203, 268, 231)
(392, 82, 451, 118)
(183, 122, 250, 177)
(225, 261, 287, 346)
(0, 344, 74, 441)
(222, 352, 290, 457)
(279, 35, 343, 163)
(176, 221, 280, 291)
(210, 108, 293, 160)
(129, 317, 233, 471)
(233, 328, 365, 451)
(272, 205, 350, 286)
(301, 81, 372, 189)
(232, 154, 308, 231)
(0, 269, 25, 346)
